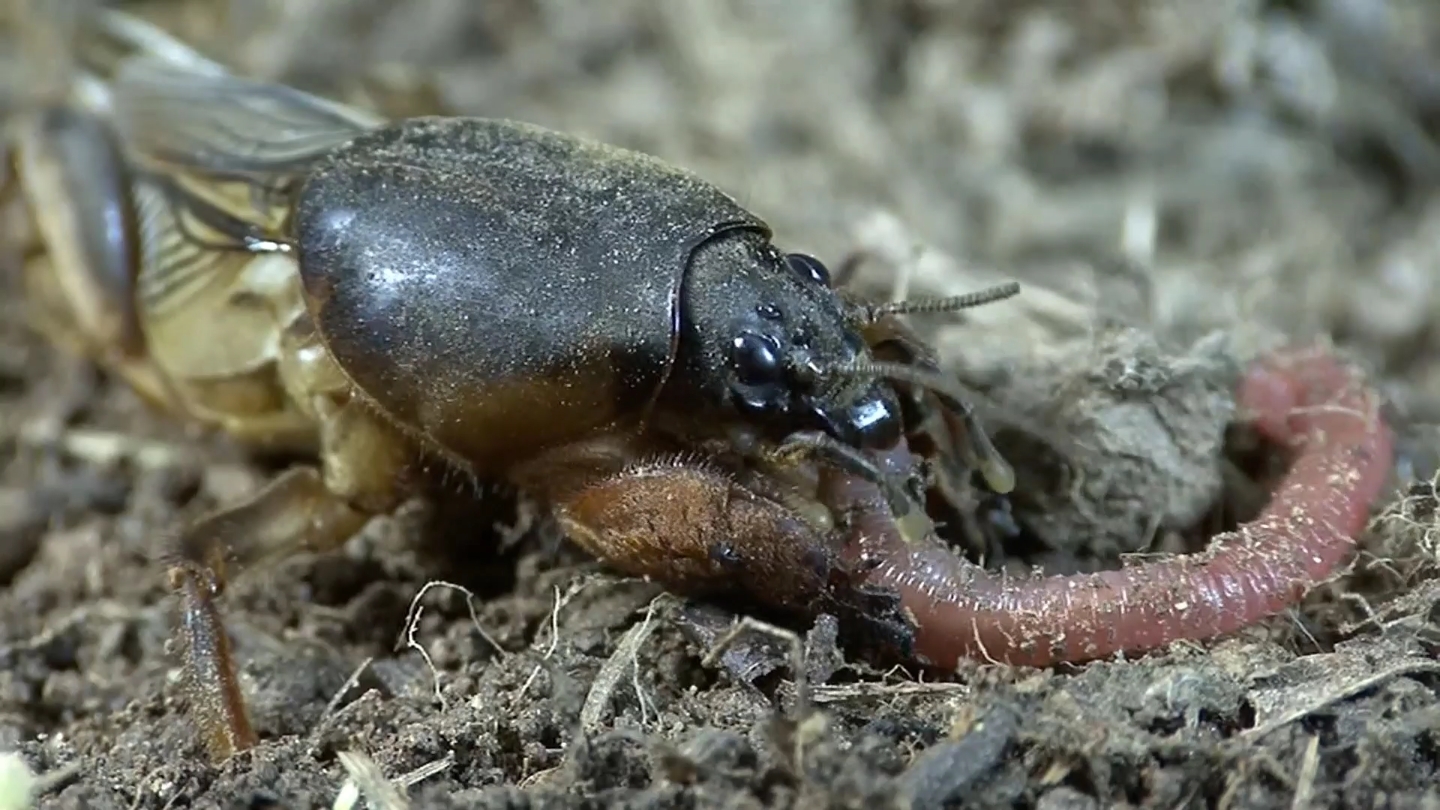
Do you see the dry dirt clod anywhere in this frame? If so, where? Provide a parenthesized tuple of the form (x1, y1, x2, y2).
(895, 703, 1019, 810)
(0, 487, 50, 586)
(933, 323, 1244, 573)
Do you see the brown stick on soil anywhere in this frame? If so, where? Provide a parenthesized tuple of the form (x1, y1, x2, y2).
(835, 346, 1395, 669)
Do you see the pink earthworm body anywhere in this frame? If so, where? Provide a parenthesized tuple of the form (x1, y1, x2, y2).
(833, 347, 1395, 669)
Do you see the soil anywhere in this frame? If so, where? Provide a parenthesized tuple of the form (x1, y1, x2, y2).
(5, 1, 1440, 808)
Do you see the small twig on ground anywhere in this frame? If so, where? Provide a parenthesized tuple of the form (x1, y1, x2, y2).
(395, 754, 454, 790)
(517, 582, 582, 702)
(395, 580, 505, 711)
(1338, 592, 1382, 635)
(1291, 735, 1320, 810)
(630, 602, 658, 727)
(333, 751, 408, 810)
(580, 597, 660, 733)
(321, 655, 375, 720)
(809, 681, 968, 703)
(1284, 608, 1324, 654)
(330, 751, 453, 810)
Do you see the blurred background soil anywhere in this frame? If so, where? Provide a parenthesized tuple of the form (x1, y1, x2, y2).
(5, 0, 1440, 807)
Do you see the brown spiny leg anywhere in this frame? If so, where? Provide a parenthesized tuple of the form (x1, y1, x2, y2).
(512, 436, 844, 610)
(166, 319, 419, 762)
(520, 436, 918, 660)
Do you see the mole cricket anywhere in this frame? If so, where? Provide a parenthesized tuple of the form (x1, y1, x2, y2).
(3, 7, 1020, 761)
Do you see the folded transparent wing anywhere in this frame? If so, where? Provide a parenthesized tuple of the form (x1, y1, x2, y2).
(109, 55, 380, 182)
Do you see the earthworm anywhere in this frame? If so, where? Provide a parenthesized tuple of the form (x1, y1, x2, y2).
(833, 346, 1395, 669)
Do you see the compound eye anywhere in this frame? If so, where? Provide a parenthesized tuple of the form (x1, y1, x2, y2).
(785, 253, 831, 287)
(731, 332, 783, 386)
